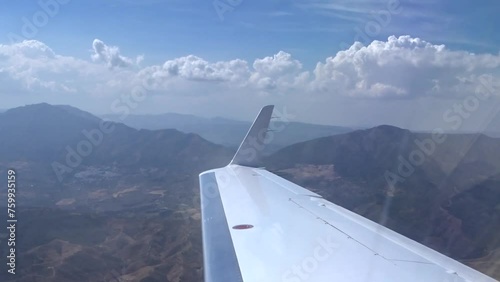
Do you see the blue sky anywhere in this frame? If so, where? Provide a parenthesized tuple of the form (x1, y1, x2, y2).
(2, 0, 499, 65)
(0, 0, 499, 130)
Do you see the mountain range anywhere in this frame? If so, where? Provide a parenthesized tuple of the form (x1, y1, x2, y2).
(0, 103, 231, 172)
(0, 103, 232, 281)
(101, 112, 356, 152)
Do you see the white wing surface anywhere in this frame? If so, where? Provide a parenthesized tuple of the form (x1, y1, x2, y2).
(199, 105, 497, 282)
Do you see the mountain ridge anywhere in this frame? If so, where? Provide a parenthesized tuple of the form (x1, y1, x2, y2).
(0, 103, 233, 178)
(102, 112, 356, 151)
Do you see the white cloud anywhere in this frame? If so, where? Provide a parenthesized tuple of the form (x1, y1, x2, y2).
(312, 35, 500, 98)
(0, 40, 80, 93)
(135, 55, 251, 94)
(253, 51, 302, 75)
(135, 51, 309, 93)
(250, 51, 307, 91)
(0, 40, 131, 96)
(91, 39, 135, 69)
(0, 36, 498, 105)
(161, 55, 249, 82)
(0, 40, 55, 59)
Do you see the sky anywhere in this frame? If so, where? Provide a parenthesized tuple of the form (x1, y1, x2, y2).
(0, 0, 499, 131)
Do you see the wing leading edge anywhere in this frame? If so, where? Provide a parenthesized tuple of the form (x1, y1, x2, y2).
(199, 105, 497, 282)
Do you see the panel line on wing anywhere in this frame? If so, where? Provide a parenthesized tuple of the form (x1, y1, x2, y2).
(288, 198, 393, 263)
(289, 197, 439, 267)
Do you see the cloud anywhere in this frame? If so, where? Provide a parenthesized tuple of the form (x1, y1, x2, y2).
(312, 35, 500, 98)
(0, 40, 79, 93)
(295, 0, 397, 23)
(253, 51, 302, 77)
(136, 51, 308, 93)
(250, 51, 308, 91)
(268, 11, 294, 17)
(0, 36, 498, 104)
(0, 40, 55, 59)
(0, 40, 131, 96)
(91, 39, 135, 69)
(135, 55, 251, 93)
(136, 54, 144, 65)
(162, 55, 249, 82)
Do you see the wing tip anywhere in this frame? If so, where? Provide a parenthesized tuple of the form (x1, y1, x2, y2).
(230, 105, 275, 167)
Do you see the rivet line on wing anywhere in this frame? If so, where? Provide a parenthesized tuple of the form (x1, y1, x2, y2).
(288, 198, 395, 265)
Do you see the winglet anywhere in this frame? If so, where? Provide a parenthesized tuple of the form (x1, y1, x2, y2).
(230, 105, 274, 167)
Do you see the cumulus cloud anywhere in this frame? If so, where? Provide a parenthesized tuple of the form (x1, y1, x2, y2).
(136, 51, 309, 93)
(135, 55, 251, 92)
(0, 40, 79, 93)
(91, 39, 135, 69)
(0, 40, 131, 95)
(161, 55, 249, 82)
(253, 51, 302, 76)
(169, 36, 499, 98)
(312, 35, 500, 98)
(250, 51, 307, 90)
(0, 36, 499, 103)
(0, 40, 55, 59)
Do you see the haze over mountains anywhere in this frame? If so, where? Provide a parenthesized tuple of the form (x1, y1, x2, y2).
(102, 113, 355, 152)
(102, 109, 500, 144)
(485, 114, 500, 138)
(0, 103, 232, 173)
(0, 103, 498, 281)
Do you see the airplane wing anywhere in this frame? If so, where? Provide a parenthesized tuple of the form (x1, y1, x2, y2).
(199, 105, 497, 282)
